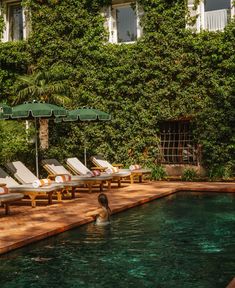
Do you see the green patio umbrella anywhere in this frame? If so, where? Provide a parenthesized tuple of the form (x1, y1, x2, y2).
(11, 100, 67, 177)
(11, 102, 67, 119)
(58, 108, 111, 122)
(0, 103, 12, 120)
(55, 108, 111, 165)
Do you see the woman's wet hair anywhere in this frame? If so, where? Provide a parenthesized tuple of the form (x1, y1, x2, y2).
(98, 193, 111, 214)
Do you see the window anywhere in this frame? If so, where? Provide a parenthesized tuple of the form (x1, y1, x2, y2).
(103, 1, 143, 43)
(205, 0, 230, 12)
(8, 3, 23, 41)
(158, 121, 199, 165)
(187, 0, 234, 32)
(1, 0, 29, 42)
(116, 5, 137, 42)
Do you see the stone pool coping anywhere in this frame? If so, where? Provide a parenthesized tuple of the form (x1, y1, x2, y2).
(0, 181, 234, 255)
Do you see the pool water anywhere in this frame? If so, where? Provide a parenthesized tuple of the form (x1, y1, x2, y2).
(0, 192, 234, 288)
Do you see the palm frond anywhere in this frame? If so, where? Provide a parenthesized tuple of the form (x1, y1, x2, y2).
(15, 70, 72, 105)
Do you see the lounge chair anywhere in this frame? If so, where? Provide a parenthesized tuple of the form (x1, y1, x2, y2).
(66, 157, 96, 175)
(91, 155, 151, 184)
(66, 157, 131, 188)
(3, 162, 65, 205)
(0, 167, 63, 208)
(0, 183, 23, 215)
(6, 160, 84, 199)
(42, 159, 113, 193)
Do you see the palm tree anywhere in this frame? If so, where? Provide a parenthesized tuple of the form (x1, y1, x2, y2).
(14, 67, 72, 149)
(15, 70, 72, 105)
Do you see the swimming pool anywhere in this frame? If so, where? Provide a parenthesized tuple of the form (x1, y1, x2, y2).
(0, 192, 234, 288)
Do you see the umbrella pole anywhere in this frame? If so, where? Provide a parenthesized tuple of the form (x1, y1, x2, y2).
(35, 118, 39, 178)
(84, 146, 87, 167)
(83, 123, 87, 166)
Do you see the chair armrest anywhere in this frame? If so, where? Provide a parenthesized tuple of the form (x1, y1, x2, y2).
(91, 166, 107, 172)
(47, 174, 70, 180)
(47, 174, 56, 180)
(112, 163, 123, 168)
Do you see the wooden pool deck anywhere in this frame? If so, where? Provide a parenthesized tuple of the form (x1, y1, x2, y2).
(0, 180, 235, 255)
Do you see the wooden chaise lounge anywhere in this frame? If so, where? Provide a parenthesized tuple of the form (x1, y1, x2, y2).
(91, 155, 151, 184)
(0, 183, 23, 215)
(42, 159, 113, 193)
(1, 165, 63, 207)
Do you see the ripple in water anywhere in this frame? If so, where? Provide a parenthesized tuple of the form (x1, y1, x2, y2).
(0, 192, 234, 288)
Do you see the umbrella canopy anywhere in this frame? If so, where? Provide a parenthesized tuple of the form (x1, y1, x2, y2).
(55, 107, 111, 166)
(11, 101, 67, 119)
(0, 103, 12, 120)
(56, 108, 111, 122)
(10, 101, 67, 177)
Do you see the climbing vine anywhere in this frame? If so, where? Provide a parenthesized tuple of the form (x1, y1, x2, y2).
(0, 0, 234, 174)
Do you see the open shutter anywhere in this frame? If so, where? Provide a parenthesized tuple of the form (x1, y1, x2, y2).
(110, 7, 117, 43)
(101, 6, 111, 41)
(23, 7, 31, 39)
(101, 6, 117, 43)
(232, 1, 235, 18)
(137, 3, 144, 38)
(186, 0, 201, 32)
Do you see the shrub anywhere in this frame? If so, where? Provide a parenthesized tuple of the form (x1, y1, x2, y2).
(182, 168, 198, 181)
(208, 164, 234, 181)
(0, 121, 35, 169)
(150, 164, 167, 181)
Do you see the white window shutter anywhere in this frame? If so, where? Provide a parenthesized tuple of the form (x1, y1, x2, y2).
(111, 7, 117, 43)
(231, 2, 235, 18)
(186, 0, 201, 32)
(22, 7, 27, 39)
(101, 6, 117, 43)
(24, 8, 31, 39)
(101, 6, 111, 41)
(137, 3, 144, 38)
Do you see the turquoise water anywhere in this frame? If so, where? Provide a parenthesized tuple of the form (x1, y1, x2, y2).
(0, 192, 234, 288)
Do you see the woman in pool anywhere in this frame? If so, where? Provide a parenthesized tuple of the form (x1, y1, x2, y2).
(86, 193, 111, 226)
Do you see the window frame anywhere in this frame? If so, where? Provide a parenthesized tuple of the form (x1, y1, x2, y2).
(1, 0, 29, 42)
(106, 1, 143, 44)
(189, 0, 235, 32)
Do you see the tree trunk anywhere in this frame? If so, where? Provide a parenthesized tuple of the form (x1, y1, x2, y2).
(39, 118, 49, 149)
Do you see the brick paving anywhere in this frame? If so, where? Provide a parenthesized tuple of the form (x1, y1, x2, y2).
(0, 181, 235, 255)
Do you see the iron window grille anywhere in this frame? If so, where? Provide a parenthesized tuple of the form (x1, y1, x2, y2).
(159, 121, 200, 165)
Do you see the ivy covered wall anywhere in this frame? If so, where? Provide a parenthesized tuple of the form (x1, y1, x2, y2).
(0, 0, 234, 174)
